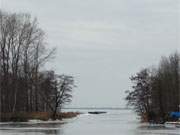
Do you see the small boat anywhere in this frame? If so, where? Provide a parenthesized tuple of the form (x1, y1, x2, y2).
(165, 122, 180, 128)
(88, 111, 107, 114)
(166, 111, 180, 128)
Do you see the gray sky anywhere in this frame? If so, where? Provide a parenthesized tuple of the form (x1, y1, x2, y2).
(1, 0, 179, 107)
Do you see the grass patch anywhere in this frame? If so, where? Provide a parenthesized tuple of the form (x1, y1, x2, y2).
(0, 112, 80, 122)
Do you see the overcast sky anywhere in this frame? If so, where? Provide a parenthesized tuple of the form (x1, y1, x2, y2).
(1, 0, 179, 108)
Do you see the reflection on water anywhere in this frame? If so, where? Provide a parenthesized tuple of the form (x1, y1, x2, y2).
(138, 124, 180, 135)
(0, 130, 61, 135)
(19, 129, 61, 135)
(0, 109, 180, 135)
(0, 122, 64, 135)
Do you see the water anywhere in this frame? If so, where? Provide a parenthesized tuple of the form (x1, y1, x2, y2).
(0, 109, 179, 135)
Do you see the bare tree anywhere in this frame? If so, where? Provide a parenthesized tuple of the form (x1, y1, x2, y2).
(0, 11, 55, 114)
(126, 52, 180, 123)
(126, 69, 152, 121)
(39, 73, 75, 119)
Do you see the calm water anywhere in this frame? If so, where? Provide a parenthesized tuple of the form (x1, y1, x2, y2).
(0, 109, 180, 135)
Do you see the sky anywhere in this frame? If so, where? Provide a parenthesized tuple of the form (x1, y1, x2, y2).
(1, 0, 179, 108)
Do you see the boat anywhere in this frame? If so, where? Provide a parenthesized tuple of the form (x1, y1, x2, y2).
(88, 111, 107, 114)
(165, 122, 180, 128)
(165, 111, 180, 128)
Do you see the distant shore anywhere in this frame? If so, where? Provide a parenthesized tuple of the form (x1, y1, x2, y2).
(0, 112, 80, 122)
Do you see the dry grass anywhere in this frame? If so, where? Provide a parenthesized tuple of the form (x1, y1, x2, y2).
(56, 112, 80, 119)
(0, 112, 80, 122)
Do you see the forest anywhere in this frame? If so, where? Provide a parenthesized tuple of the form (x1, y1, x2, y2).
(0, 11, 75, 121)
(126, 52, 180, 123)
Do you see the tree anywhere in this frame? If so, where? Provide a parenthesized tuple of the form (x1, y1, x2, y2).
(0, 10, 75, 122)
(39, 73, 75, 119)
(126, 52, 180, 123)
(0, 10, 55, 113)
(150, 52, 180, 122)
(126, 69, 152, 121)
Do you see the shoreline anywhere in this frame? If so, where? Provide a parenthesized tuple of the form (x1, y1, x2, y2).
(0, 112, 80, 122)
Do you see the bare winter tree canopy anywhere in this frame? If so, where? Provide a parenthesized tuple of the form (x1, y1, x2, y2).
(0, 11, 75, 120)
(39, 73, 75, 119)
(126, 52, 180, 123)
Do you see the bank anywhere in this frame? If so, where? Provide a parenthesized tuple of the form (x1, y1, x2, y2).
(0, 112, 80, 122)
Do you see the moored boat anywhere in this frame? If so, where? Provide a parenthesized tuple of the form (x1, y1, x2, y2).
(165, 122, 180, 128)
(88, 111, 107, 114)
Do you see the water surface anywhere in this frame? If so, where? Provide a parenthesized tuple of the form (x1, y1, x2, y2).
(0, 109, 179, 135)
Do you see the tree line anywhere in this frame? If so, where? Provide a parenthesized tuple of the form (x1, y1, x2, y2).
(126, 52, 180, 123)
(0, 11, 75, 119)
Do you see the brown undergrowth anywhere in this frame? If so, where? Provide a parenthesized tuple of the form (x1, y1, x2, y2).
(0, 112, 80, 122)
